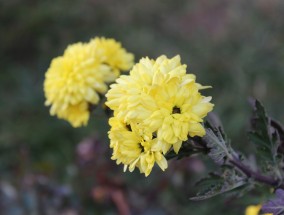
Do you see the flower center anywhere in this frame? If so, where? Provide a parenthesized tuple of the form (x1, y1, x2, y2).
(126, 124, 132, 131)
(172, 106, 181, 114)
(139, 140, 152, 153)
(139, 142, 145, 153)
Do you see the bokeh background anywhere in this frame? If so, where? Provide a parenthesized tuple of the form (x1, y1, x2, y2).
(1, 0, 284, 214)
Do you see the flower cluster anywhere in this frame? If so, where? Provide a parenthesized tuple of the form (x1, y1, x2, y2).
(44, 37, 134, 127)
(106, 55, 214, 176)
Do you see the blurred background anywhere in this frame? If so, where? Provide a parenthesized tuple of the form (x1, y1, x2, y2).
(1, 0, 284, 214)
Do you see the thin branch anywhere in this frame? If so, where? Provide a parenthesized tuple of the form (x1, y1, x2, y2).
(229, 156, 284, 189)
(193, 134, 284, 189)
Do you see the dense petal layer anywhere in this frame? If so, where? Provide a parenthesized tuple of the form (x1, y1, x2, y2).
(44, 37, 134, 127)
(106, 55, 214, 176)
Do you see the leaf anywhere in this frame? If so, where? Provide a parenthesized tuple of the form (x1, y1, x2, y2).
(249, 99, 281, 161)
(165, 141, 206, 160)
(261, 189, 284, 215)
(247, 99, 284, 184)
(190, 167, 247, 201)
(203, 121, 233, 165)
(271, 119, 284, 155)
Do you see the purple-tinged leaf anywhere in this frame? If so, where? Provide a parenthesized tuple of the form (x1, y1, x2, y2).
(203, 126, 231, 165)
(262, 189, 284, 215)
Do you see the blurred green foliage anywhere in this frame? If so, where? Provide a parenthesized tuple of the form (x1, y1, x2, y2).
(0, 0, 284, 214)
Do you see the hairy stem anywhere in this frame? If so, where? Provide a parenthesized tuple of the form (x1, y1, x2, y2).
(229, 156, 284, 189)
(193, 135, 284, 189)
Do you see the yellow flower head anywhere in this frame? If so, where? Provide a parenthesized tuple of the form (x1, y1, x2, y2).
(245, 205, 272, 215)
(44, 38, 134, 127)
(106, 55, 213, 176)
(89, 37, 134, 76)
(109, 117, 168, 176)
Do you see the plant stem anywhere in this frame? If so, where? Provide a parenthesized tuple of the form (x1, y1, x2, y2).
(192, 134, 284, 189)
(229, 156, 284, 189)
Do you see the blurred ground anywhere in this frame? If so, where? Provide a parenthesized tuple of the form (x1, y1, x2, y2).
(0, 0, 284, 214)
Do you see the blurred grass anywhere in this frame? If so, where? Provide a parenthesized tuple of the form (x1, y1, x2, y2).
(0, 0, 284, 214)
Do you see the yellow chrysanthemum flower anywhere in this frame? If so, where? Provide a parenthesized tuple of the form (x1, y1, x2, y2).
(106, 55, 213, 176)
(89, 37, 134, 76)
(44, 38, 134, 127)
(245, 205, 272, 215)
(109, 117, 168, 176)
(106, 55, 189, 122)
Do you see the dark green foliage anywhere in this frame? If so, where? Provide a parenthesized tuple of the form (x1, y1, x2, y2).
(166, 139, 208, 160)
(190, 167, 247, 201)
(190, 120, 251, 201)
(191, 101, 284, 201)
(249, 99, 284, 179)
(249, 100, 280, 160)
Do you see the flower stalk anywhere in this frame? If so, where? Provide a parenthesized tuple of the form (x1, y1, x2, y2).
(190, 129, 284, 190)
(229, 157, 284, 189)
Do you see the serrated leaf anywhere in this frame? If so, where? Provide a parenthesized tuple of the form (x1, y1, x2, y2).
(190, 167, 247, 200)
(249, 99, 282, 175)
(224, 182, 255, 199)
(203, 124, 232, 165)
(261, 189, 284, 215)
(249, 100, 280, 157)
